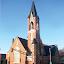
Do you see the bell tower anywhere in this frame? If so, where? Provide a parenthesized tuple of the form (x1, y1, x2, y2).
(28, 1, 40, 51)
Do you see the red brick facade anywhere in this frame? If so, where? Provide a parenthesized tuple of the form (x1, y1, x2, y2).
(6, 1, 59, 64)
(6, 36, 26, 64)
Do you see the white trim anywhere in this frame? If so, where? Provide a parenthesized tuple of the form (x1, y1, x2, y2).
(16, 39, 18, 45)
(25, 50, 27, 53)
(28, 29, 36, 33)
(32, 44, 34, 45)
(14, 62, 20, 63)
(27, 58, 32, 61)
(27, 56, 32, 57)
(6, 53, 9, 54)
(32, 50, 34, 51)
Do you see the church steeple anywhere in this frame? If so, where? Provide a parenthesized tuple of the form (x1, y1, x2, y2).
(28, 1, 37, 18)
(27, 1, 40, 52)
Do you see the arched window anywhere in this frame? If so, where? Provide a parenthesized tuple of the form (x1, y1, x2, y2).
(30, 22, 34, 30)
(14, 47, 20, 63)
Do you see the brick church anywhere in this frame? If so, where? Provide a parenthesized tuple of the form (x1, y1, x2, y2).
(6, 1, 59, 64)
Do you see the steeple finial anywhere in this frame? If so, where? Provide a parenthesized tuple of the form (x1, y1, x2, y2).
(28, 1, 37, 18)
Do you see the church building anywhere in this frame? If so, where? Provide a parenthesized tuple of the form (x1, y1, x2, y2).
(6, 1, 59, 64)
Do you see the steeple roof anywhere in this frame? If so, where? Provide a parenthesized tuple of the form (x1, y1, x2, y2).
(28, 1, 37, 18)
(32, 39, 37, 44)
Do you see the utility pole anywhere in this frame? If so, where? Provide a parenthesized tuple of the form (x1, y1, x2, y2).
(0, 48, 1, 64)
(49, 48, 52, 64)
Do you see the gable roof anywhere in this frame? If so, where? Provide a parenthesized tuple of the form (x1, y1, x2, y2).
(44, 45, 56, 56)
(18, 37, 31, 55)
(18, 37, 28, 51)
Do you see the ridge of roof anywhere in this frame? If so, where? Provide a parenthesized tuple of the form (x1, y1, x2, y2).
(18, 37, 27, 41)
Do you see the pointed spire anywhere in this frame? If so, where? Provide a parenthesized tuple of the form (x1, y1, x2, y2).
(28, 1, 37, 18)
